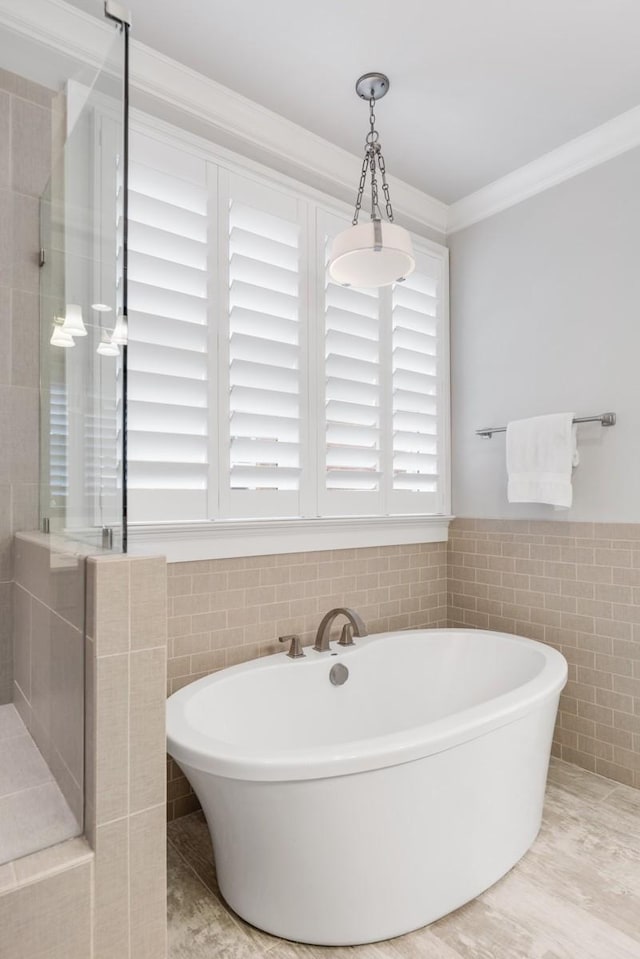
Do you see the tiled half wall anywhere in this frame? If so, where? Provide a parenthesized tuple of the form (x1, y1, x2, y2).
(166, 542, 448, 819)
(2, 535, 168, 959)
(448, 519, 640, 790)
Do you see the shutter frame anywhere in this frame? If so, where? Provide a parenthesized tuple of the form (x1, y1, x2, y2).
(126, 119, 450, 531)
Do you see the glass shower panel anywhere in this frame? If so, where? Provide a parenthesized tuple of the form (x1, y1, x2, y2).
(40, 29, 126, 551)
(0, 9, 127, 868)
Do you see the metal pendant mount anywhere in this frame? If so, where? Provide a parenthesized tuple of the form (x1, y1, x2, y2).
(351, 73, 395, 227)
(355, 72, 390, 101)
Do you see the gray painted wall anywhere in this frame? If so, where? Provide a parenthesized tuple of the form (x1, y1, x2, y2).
(449, 147, 640, 522)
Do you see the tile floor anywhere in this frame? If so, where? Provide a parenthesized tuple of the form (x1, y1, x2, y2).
(167, 758, 640, 958)
(0, 704, 80, 864)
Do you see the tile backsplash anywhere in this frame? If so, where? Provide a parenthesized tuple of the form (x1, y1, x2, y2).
(448, 519, 640, 789)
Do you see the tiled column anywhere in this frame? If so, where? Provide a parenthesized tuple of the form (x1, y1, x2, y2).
(86, 554, 168, 959)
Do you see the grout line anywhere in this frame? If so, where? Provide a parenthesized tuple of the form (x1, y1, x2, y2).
(0, 776, 55, 802)
(550, 756, 632, 798)
(167, 836, 214, 898)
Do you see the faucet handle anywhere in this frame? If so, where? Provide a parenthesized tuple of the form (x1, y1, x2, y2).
(279, 634, 305, 659)
(338, 623, 355, 647)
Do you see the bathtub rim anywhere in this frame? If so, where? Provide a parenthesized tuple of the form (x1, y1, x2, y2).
(166, 628, 567, 782)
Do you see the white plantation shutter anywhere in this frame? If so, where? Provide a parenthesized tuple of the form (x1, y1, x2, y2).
(319, 217, 447, 518)
(390, 245, 445, 513)
(318, 210, 382, 515)
(124, 120, 449, 532)
(127, 132, 210, 522)
(49, 377, 68, 511)
(218, 170, 306, 518)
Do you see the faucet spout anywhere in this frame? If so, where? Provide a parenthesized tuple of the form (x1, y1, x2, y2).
(313, 607, 368, 653)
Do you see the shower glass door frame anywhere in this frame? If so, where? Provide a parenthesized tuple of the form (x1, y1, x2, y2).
(39, 5, 129, 553)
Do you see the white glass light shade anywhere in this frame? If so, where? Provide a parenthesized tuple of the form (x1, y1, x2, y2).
(328, 220, 415, 288)
(50, 323, 75, 348)
(111, 312, 128, 345)
(61, 303, 87, 337)
(97, 331, 119, 357)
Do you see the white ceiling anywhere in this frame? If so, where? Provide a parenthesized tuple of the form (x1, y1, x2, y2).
(68, 0, 640, 203)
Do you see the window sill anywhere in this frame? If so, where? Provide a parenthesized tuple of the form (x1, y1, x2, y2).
(126, 515, 453, 563)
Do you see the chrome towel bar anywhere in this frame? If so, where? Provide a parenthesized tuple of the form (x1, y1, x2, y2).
(476, 412, 616, 439)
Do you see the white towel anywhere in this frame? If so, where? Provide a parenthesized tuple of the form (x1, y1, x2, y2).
(506, 413, 579, 508)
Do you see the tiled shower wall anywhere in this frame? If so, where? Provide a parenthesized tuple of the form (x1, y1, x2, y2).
(0, 71, 55, 702)
(166, 542, 448, 819)
(448, 518, 640, 789)
(13, 533, 85, 826)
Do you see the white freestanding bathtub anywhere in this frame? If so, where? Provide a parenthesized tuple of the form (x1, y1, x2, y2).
(167, 628, 567, 945)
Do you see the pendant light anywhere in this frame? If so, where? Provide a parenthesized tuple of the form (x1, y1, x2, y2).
(110, 312, 128, 346)
(329, 73, 414, 289)
(50, 319, 75, 348)
(60, 303, 87, 337)
(97, 330, 120, 357)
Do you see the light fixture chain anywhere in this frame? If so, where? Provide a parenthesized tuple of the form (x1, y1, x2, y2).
(377, 151, 394, 222)
(352, 152, 369, 226)
(368, 97, 381, 220)
(350, 84, 397, 227)
(370, 148, 381, 219)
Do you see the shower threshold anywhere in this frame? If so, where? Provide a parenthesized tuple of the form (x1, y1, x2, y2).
(0, 704, 81, 865)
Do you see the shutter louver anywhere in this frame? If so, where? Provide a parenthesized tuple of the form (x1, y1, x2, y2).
(49, 379, 68, 509)
(390, 248, 443, 512)
(319, 211, 382, 514)
(127, 132, 209, 522)
(220, 172, 305, 518)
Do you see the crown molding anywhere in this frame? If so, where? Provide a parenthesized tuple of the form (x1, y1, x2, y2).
(447, 104, 640, 233)
(4, 0, 640, 237)
(130, 44, 449, 236)
(0, 0, 109, 66)
(0, 0, 448, 236)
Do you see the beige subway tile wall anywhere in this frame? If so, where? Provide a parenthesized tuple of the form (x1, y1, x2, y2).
(166, 542, 448, 820)
(86, 552, 168, 959)
(448, 518, 640, 789)
(13, 533, 86, 826)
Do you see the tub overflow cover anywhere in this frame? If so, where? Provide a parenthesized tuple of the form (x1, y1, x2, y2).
(330, 663, 349, 686)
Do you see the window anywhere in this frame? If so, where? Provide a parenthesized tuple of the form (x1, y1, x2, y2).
(127, 125, 449, 542)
